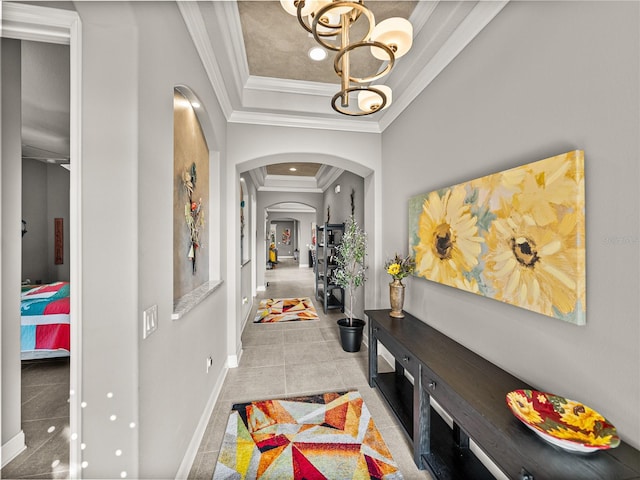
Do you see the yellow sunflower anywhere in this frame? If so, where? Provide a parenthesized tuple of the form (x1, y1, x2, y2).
(507, 391, 543, 424)
(511, 151, 583, 227)
(483, 199, 583, 317)
(559, 401, 605, 432)
(414, 186, 484, 286)
(452, 275, 480, 294)
(546, 426, 612, 447)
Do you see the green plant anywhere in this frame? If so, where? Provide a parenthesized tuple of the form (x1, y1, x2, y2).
(334, 216, 367, 326)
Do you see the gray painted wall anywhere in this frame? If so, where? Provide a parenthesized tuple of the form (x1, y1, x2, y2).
(382, 1, 639, 448)
(52, 2, 230, 478)
(323, 170, 365, 320)
(45, 163, 70, 282)
(1, 37, 23, 457)
(240, 174, 255, 326)
(323, 170, 364, 228)
(22, 160, 70, 284)
(133, 3, 228, 478)
(21, 159, 48, 283)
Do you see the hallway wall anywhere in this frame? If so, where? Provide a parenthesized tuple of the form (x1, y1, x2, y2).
(382, 0, 640, 448)
(66, 2, 230, 478)
(22, 160, 71, 284)
(1, 37, 24, 463)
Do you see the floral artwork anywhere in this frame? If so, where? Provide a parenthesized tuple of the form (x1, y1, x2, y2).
(408, 150, 585, 324)
(182, 162, 205, 274)
(282, 228, 291, 245)
(506, 389, 619, 452)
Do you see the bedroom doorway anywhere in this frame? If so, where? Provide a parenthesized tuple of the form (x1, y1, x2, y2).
(1, 3, 82, 479)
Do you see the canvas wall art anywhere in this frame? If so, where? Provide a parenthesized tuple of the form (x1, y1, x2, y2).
(408, 150, 585, 324)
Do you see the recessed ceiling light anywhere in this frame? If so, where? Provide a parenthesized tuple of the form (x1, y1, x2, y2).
(289, 167, 297, 172)
(308, 47, 327, 61)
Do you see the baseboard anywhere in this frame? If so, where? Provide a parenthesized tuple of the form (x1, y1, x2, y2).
(241, 299, 253, 331)
(174, 366, 229, 480)
(299, 263, 309, 268)
(227, 344, 243, 368)
(1, 430, 26, 468)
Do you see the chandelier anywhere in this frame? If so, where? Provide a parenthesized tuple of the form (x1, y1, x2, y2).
(280, 0, 413, 116)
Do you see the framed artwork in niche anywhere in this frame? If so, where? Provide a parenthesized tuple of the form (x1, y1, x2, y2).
(408, 150, 586, 325)
(54, 218, 64, 265)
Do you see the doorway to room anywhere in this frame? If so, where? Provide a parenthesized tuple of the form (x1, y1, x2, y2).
(1, 4, 82, 479)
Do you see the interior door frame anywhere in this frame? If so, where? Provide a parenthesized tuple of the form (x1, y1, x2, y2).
(1, 3, 83, 478)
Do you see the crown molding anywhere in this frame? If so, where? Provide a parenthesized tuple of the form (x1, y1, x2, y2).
(248, 168, 265, 190)
(316, 165, 344, 191)
(217, 0, 250, 100)
(178, 1, 233, 119)
(245, 76, 338, 97)
(379, 0, 509, 131)
(229, 109, 381, 133)
(258, 186, 323, 193)
(1, 2, 75, 44)
(409, 0, 439, 38)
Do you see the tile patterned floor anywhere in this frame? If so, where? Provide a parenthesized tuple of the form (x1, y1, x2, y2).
(1, 358, 70, 479)
(188, 259, 432, 480)
(2, 261, 432, 479)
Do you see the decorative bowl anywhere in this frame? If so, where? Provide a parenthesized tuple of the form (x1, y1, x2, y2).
(506, 389, 619, 453)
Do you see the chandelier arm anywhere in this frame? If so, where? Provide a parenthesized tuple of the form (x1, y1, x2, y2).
(311, 1, 374, 52)
(334, 40, 395, 84)
(331, 86, 387, 116)
(296, 2, 314, 34)
(297, 1, 341, 37)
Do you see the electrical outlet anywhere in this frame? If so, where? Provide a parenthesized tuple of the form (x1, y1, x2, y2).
(143, 305, 158, 339)
(206, 356, 213, 373)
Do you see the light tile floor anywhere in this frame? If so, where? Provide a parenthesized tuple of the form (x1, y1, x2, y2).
(1, 358, 70, 479)
(188, 258, 432, 480)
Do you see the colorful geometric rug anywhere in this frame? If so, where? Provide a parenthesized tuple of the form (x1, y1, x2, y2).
(213, 391, 403, 480)
(253, 297, 319, 323)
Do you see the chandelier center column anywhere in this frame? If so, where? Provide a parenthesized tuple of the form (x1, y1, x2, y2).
(340, 11, 350, 108)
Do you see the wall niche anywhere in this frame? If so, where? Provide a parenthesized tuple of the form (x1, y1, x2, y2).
(173, 88, 210, 301)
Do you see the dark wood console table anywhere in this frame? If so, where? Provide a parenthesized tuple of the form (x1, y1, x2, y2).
(366, 309, 640, 480)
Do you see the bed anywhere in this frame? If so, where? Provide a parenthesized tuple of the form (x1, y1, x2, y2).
(20, 281, 70, 360)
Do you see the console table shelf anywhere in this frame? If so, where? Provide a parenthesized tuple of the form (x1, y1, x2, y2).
(366, 309, 640, 480)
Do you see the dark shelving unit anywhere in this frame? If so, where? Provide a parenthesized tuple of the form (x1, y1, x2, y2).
(314, 223, 344, 314)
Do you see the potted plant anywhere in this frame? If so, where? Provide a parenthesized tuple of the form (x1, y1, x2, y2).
(334, 215, 367, 352)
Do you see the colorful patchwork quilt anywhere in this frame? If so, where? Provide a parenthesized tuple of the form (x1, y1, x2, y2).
(21, 282, 70, 360)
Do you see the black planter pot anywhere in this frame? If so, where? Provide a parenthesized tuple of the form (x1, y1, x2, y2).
(337, 318, 365, 352)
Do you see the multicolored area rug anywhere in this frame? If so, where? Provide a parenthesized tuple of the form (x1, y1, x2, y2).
(213, 391, 403, 480)
(253, 297, 319, 323)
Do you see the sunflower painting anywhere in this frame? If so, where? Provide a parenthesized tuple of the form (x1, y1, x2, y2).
(408, 150, 586, 324)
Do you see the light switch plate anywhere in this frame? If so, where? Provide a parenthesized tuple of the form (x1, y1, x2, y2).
(143, 305, 158, 339)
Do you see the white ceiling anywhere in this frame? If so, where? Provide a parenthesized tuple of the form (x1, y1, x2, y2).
(21, 39, 70, 165)
(15, 1, 509, 200)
